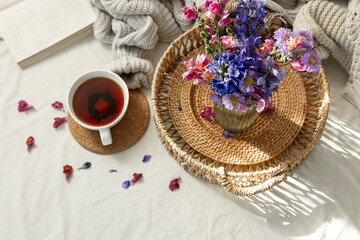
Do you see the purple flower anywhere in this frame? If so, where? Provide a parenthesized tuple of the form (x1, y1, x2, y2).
(51, 101, 64, 111)
(222, 131, 236, 137)
(209, 92, 223, 105)
(199, 106, 215, 122)
(18, 100, 33, 112)
(301, 51, 321, 72)
(177, 99, 183, 111)
(122, 180, 131, 189)
(222, 92, 246, 110)
(53, 117, 67, 128)
(142, 155, 151, 163)
(296, 29, 314, 49)
(78, 162, 91, 170)
(26, 136, 34, 151)
(109, 169, 118, 173)
(130, 173, 143, 184)
(169, 178, 180, 191)
(239, 70, 257, 93)
(273, 28, 293, 54)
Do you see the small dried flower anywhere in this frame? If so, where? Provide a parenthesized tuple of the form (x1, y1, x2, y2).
(53, 117, 67, 128)
(169, 178, 180, 191)
(109, 169, 118, 173)
(122, 180, 131, 189)
(18, 100, 33, 112)
(63, 165, 73, 181)
(26, 136, 34, 151)
(199, 106, 215, 122)
(78, 162, 91, 170)
(51, 101, 64, 111)
(222, 131, 236, 138)
(142, 155, 151, 163)
(131, 173, 143, 184)
(177, 100, 183, 111)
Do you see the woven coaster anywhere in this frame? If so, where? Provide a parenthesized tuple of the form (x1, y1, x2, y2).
(168, 47, 307, 165)
(68, 89, 149, 154)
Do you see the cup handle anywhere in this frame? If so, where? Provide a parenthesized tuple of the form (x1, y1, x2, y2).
(99, 128, 112, 146)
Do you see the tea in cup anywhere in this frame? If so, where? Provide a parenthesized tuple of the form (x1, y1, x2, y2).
(67, 70, 129, 146)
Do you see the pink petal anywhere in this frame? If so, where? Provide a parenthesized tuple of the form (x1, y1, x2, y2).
(51, 101, 64, 111)
(18, 100, 33, 112)
(169, 178, 180, 191)
(53, 117, 67, 128)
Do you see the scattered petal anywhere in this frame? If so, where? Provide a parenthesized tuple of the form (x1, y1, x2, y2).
(78, 162, 91, 170)
(18, 100, 33, 112)
(131, 173, 143, 184)
(222, 131, 236, 138)
(177, 99, 183, 111)
(26, 136, 34, 151)
(51, 101, 64, 111)
(122, 180, 131, 189)
(169, 178, 180, 191)
(53, 117, 67, 128)
(63, 165, 73, 181)
(200, 106, 215, 122)
(142, 155, 151, 163)
(109, 169, 118, 173)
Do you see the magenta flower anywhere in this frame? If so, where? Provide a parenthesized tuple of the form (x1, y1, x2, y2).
(183, 58, 195, 70)
(210, 35, 217, 44)
(200, 106, 215, 122)
(180, 6, 196, 19)
(263, 39, 274, 53)
(130, 173, 143, 184)
(301, 51, 321, 72)
(208, 2, 222, 15)
(51, 101, 64, 111)
(199, 0, 213, 12)
(182, 69, 199, 80)
(53, 117, 67, 128)
(26, 136, 34, 151)
(169, 178, 180, 191)
(205, 25, 215, 35)
(218, 10, 231, 28)
(221, 35, 235, 49)
(18, 100, 33, 112)
(290, 59, 306, 71)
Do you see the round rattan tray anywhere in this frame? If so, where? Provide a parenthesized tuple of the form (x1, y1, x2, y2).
(151, 27, 330, 196)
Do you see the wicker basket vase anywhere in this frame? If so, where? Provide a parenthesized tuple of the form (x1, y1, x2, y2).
(214, 104, 258, 133)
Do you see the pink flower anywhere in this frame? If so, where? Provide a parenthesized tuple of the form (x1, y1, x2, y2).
(169, 178, 180, 191)
(287, 36, 304, 51)
(193, 77, 207, 85)
(182, 69, 200, 80)
(196, 54, 210, 68)
(199, 0, 213, 12)
(210, 35, 217, 44)
(183, 58, 195, 70)
(53, 117, 67, 128)
(200, 106, 215, 122)
(290, 59, 306, 71)
(208, 2, 222, 15)
(63, 165, 72, 181)
(221, 35, 235, 49)
(131, 173, 143, 184)
(180, 6, 197, 19)
(205, 25, 215, 35)
(51, 101, 64, 111)
(263, 39, 274, 53)
(218, 10, 231, 28)
(26, 136, 34, 151)
(18, 100, 33, 112)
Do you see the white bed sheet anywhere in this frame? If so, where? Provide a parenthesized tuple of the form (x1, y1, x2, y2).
(0, 36, 360, 240)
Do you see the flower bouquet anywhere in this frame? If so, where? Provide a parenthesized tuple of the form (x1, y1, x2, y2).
(180, 0, 321, 132)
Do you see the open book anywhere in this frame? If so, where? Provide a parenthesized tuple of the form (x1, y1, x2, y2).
(0, 0, 95, 68)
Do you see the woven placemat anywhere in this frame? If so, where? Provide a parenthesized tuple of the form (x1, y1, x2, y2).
(68, 89, 149, 154)
(168, 47, 307, 165)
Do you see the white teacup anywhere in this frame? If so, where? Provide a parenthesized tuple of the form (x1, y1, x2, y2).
(67, 70, 129, 146)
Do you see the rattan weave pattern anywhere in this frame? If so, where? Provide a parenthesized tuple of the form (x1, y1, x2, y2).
(151, 27, 330, 196)
(168, 47, 307, 165)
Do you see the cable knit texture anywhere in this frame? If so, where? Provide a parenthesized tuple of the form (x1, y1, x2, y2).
(89, 0, 201, 89)
(293, 0, 360, 109)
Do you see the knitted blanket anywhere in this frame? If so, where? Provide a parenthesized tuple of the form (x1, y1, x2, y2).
(89, 0, 202, 89)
